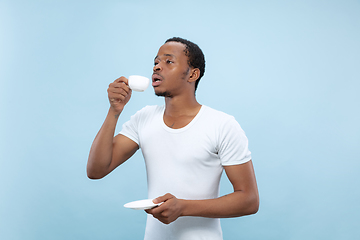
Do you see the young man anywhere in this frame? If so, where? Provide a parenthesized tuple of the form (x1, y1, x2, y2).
(87, 37, 259, 240)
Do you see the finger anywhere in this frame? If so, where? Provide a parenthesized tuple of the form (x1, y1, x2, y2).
(109, 82, 130, 92)
(146, 206, 174, 224)
(109, 95, 126, 104)
(114, 76, 129, 85)
(108, 92, 124, 101)
(153, 193, 173, 204)
(108, 87, 129, 96)
(148, 201, 173, 219)
(108, 84, 131, 100)
(144, 204, 160, 214)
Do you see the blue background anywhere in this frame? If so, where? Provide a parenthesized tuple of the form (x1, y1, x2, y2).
(1, 0, 359, 239)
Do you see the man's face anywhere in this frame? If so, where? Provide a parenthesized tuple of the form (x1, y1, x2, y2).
(152, 41, 191, 97)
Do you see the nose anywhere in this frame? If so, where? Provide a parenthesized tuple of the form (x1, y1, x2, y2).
(153, 64, 161, 72)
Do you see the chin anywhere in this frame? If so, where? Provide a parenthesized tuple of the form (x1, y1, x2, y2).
(155, 89, 173, 98)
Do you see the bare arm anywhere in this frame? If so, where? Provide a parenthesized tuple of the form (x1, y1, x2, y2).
(146, 160, 259, 224)
(87, 77, 139, 179)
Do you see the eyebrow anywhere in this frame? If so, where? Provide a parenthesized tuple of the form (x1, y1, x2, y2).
(154, 54, 176, 61)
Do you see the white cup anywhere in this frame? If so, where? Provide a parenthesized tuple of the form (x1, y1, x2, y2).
(128, 75, 150, 92)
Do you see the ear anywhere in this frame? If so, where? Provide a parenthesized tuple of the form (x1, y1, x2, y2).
(188, 68, 200, 83)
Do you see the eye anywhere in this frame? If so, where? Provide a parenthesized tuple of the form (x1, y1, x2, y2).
(166, 60, 173, 64)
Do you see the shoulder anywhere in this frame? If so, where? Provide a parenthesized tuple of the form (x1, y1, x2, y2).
(138, 105, 163, 113)
(201, 105, 245, 137)
(201, 105, 236, 123)
(132, 105, 164, 118)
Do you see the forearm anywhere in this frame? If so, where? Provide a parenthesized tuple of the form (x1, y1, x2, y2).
(87, 107, 122, 179)
(181, 190, 259, 218)
(148, 163, 259, 224)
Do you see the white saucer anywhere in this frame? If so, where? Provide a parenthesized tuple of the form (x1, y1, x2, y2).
(124, 199, 160, 210)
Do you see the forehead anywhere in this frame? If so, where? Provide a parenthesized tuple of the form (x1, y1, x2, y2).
(155, 41, 187, 59)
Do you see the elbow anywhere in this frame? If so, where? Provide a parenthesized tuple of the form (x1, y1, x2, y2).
(231, 191, 260, 217)
(239, 192, 259, 216)
(87, 169, 107, 180)
(86, 165, 106, 180)
(87, 173, 103, 180)
(247, 194, 260, 215)
(249, 198, 260, 215)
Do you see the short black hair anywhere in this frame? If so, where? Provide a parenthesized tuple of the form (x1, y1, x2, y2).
(165, 37, 205, 91)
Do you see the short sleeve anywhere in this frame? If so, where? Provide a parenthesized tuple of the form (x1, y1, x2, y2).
(217, 117, 252, 166)
(119, 111, 141, 146)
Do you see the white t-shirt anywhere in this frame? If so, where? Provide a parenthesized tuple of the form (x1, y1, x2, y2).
(120, 105, 251, 240)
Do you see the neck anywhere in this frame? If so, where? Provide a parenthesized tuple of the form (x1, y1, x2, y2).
(164, 94, 201, 117)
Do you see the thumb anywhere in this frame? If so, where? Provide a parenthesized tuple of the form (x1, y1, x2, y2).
(115, 76, 129, 85)
(153, 193, 174, 204)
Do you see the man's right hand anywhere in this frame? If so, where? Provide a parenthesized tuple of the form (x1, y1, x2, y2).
(87, 76, 138, 179)
(107, 76, 132, 114)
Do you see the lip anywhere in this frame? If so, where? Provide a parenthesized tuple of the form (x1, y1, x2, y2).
(152, 73, 163, 87)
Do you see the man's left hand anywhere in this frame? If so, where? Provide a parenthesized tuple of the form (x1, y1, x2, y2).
(145, 193, 184, 224)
